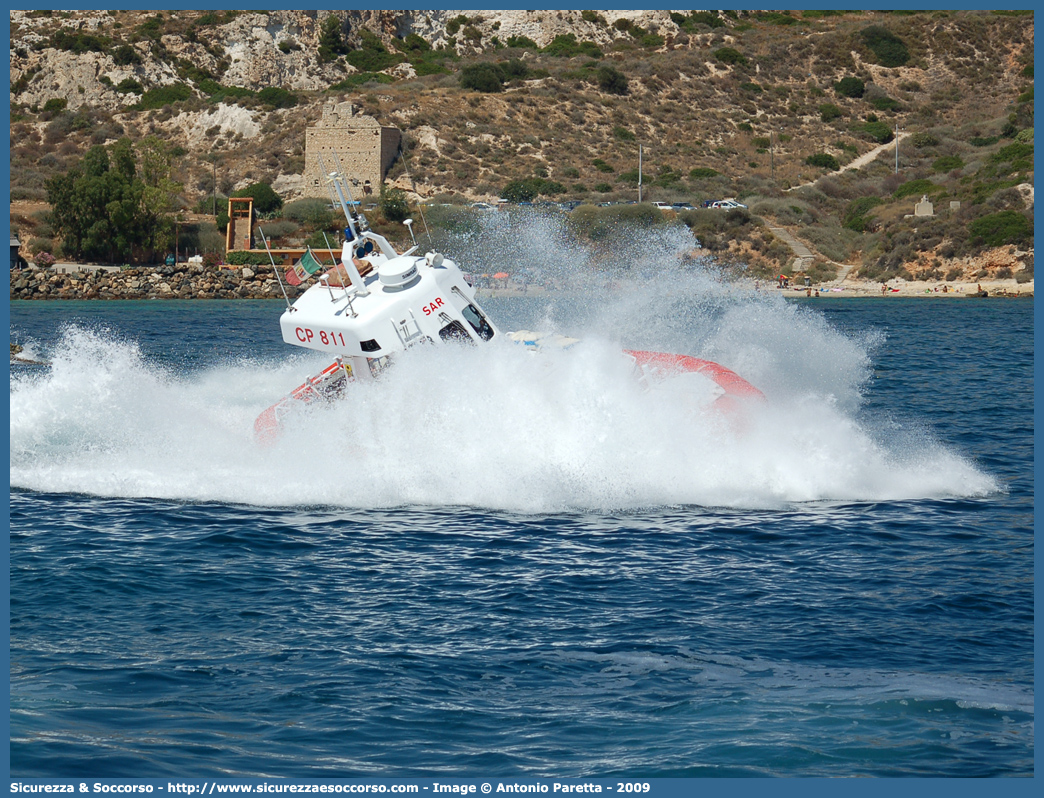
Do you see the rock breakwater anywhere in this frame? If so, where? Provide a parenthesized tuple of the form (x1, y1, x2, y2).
(10, 264, 303, 301)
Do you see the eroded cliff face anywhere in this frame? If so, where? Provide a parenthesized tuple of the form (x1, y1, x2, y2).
(10, 9, 678, 111)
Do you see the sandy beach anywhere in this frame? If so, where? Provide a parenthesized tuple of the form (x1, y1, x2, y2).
(768, 276, 1032, 298)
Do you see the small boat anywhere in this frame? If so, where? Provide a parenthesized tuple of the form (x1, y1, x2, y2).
(255, 167, 763, 442)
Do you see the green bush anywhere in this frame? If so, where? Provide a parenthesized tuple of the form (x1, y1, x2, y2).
(594, 182, 612, 193)
(257, 86, 297, 108)
(541, 34, 602, 59)
(859, 25, 910, 67)
(992, 142, 1033, 163)
(499, 58, 529, 80)
(893, 178, 935, 199)
(378, 188, 410, 222)
(396, 33, 431, 54)
(806, 153, 840, 171)
(134, 83, 193, 111)
(111, 44, 142, 66)
(505, 35, 538, 49)
(834, 76, 866, 98)
(42, 98, 67, 113)
(413, 60, 451, 77)
(713, 47, 747, 66)
(502, 177, 565, 202)
(757, 11, 799, 26)
(967, 210, 1033, 247)
(115, 78, 143, 94)
(617, 169, 640, 186)
(318, 14, 348, 63)
(459, 62, 506, 93)
(740, 82, 763, 93)
(347, 29, 406, 72)
(819, 103, 843, 122)
(226, 250, 275, 266)
(232, 182, 283, 215)
(51, 29, 110, 54)
(597, 65, 628, 94)
(613, 126, 636, 141)
(690, 11, 725, 28)
(445, 15, 469, 36)
(857, 120, 894, 143)
(869, 95, 901, 112)
(911, 132, 940, 148)
(689, 167, 720, 179)
(843, 196, 883, 232)
(970, 135, 1000, 147)
(592, 159, 614, 173)
(672, 11, 725, 31)
(932, 155, 964, 172)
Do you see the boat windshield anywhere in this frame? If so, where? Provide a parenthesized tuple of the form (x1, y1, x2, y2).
(462, 304, 495, 341)
(439, 320, 474, 344)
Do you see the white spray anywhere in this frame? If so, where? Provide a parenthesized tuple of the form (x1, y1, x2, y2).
(10, 214, 996, 510)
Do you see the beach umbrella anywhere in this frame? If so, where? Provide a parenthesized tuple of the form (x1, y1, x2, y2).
(493, 272, 509, 279)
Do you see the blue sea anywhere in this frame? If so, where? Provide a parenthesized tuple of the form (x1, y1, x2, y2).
(9, 277, 1034, 778)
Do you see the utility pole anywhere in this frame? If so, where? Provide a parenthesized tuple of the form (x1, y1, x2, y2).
(770, 129, 775, 182)
(638, 143, 643, 203)
(213, 161, 217, 216)
(895, 122, 903, 174)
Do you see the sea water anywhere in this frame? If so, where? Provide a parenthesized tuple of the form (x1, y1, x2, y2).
(8, 254, 1033, 777)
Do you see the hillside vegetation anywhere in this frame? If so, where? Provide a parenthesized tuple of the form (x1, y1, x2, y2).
(9, 9, 1034, 283)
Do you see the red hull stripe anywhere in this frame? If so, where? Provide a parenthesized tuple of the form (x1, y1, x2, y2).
(624, 350, 765, 400)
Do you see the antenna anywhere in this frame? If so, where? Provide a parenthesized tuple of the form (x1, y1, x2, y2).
(258, 227, 293, 311)
(318, 153, 358, 243)
(404, 218, 416, 247)
(399, 140, 432, 246)
(321, 230, 357, 317)
(329, 150, 369, 233)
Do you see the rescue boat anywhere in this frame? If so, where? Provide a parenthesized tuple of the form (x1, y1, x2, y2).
(255, 166, 763, 442)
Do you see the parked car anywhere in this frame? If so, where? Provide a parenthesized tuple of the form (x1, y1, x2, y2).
(652, 201, 673, 210)
(672, 202, 695, 210)
(710, 199, 748, 209)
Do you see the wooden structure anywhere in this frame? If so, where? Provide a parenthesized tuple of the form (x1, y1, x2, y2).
(223, 197, 347, 268)
(226, 197, 254, 252)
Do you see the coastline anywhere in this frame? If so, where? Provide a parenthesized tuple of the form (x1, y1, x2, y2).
(10, 265, 1033, 301)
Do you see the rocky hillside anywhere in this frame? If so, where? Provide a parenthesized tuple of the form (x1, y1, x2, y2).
(9, 9, 1034, 283)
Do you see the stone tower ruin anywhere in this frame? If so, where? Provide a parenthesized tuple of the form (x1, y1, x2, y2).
(303, 101, 402, 201)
